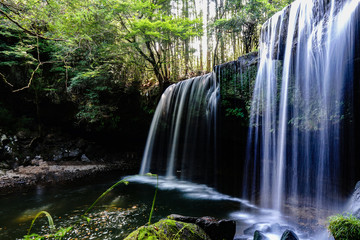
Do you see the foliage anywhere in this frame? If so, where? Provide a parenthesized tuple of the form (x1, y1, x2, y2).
(0, 102, 34, 131)
(124, 219, 209, 240)
(220, 60, 258, 126)
(23, 211, 72, 240)
(328, 214, 360, 240)
(113, 0, 203, 90)
(0, 0, 205, 133)
(211, 0, 295, 54)
(0, 0, 299, 139)
(0, 103, 14, 127)
(225, 107, 245, 118)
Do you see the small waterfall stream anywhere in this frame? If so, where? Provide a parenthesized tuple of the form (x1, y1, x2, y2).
(244, 0, 359, 212)
(140, 73, 219, 182)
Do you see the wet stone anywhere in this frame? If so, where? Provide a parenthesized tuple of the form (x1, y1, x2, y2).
(168, 214, 235, 240)
(81, 154, 90, 162)
(244, 223, 271, 235)
(280, 229, 299, 240)
(254, 230, 270, 240)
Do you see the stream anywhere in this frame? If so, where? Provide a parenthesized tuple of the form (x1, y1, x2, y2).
(0, 172, 336, 240)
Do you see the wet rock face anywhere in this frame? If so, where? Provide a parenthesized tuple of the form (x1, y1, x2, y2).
(168, 214, 236, 240)
(349, 181, 360, 218)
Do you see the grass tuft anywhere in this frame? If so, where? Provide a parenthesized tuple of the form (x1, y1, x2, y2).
(27, 211, 55, 235)
(328, 214, 360, 240)
(148, 173, 158, 225)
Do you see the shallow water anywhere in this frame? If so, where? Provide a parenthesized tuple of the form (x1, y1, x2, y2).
(0, 174, 335, 239)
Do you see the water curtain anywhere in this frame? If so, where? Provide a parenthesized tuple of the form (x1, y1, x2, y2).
(244, 0, 359, 211)
(140, 72, 219, 183)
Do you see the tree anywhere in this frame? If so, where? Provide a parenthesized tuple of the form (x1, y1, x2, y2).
(0, 0, 205, 134)
(211, 0, 294, 55)
(113, 0, 203, 92)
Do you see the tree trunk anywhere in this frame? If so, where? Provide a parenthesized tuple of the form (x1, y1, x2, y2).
(206, 0, 211, 72)
(183, 0, 190, 76)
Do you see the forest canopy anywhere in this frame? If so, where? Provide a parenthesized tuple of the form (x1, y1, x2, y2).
(0, 0, 293, 133)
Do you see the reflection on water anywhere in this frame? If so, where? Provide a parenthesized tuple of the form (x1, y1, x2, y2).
(0, 175, 335, 239)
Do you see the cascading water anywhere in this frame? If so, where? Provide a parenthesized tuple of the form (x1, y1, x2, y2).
(140, 72, 219, 182)
(245, 0, 359, 213)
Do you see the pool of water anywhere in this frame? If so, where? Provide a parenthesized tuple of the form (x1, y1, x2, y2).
(0, 173, 334, 240)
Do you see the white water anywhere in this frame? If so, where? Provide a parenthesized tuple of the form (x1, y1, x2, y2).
(129, 175, 320, 239)
(245, 0, 359, 214)
(140, 73, 219, 182)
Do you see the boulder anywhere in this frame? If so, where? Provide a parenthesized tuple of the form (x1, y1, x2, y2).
(52, 152, 63, 161)
(195, 216, 236, 240)
(280, 229, 299, 240)
(244, 223, 271, 235)
(168, 214, 198, 223)
(168, 214, 236, 240)
(1, 134, 9, 145)
(81, 154, 90, 162)
(253, 230, 269, 240)
(124, 219, 211, 240)
(69, 148, 81, 158)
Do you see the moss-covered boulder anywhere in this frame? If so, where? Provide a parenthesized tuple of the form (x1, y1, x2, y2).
(124, 219, 211, 240)
(328, 214, 360, 240)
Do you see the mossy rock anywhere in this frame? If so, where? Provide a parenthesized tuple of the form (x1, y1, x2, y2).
(328, 214, 360, 240)
(124, 219, 211, 240)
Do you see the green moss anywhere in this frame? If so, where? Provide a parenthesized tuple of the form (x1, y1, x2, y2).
(328, 214, 360, 240)
(124, 219, 210, 240)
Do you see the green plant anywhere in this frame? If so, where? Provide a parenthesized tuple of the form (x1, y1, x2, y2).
(23, 211, 72, 240)
(328, 214, 360, 240)
(23, 227, 73, 240)
(147, 173, 158, 225)
(124, 219, 209, 240)
(81, 175, 133, 221)
(27, 211, 55, 235)
(225, 107, 245, 118)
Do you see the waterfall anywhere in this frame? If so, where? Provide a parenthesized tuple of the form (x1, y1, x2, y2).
(245, 0, 359, 211)
(140, 72, 219, 182)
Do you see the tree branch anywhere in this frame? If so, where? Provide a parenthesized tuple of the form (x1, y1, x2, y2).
(11, 37, 43, 92)
(127, 39, 154, 64)
(0, 72, 13, 87)
(12, 62, 42, 92)
(0, 8, 64, 41)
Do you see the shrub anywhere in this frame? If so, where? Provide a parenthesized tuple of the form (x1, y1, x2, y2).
(328, 214, 360, 240)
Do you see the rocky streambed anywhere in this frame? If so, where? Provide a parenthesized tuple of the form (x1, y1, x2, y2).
(0, 159, 138, 194)
(0, 128, 142, 194)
